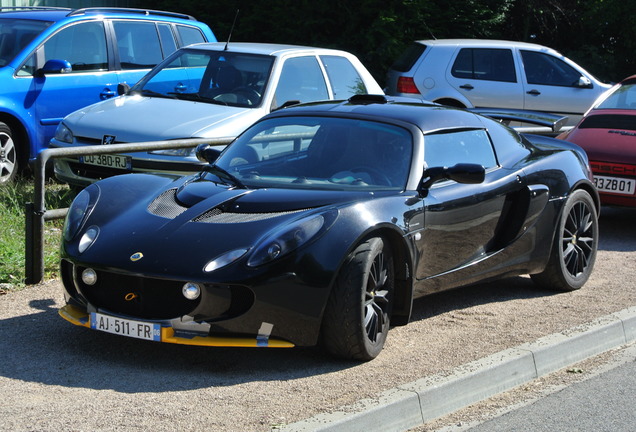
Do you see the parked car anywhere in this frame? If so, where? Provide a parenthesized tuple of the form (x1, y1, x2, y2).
(385, 39, 611, 126)
(51, 42, 383, 187)
(58, 94, 599, 361)
(558, 75, 636, 207)
(0, 6, 215, 183)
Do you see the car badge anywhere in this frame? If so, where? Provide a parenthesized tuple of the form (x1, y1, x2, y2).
(130, 252, 144, 262)
(124, 293, 138, 301)
(102, 135, 116, 145)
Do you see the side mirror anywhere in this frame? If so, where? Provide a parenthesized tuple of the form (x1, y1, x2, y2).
(117, 83, 131, 96)
(576, 76, 593, 89)
(419, 163, 485, 195)
(37, 59, 72, 77)
(195, 143, 223, 163)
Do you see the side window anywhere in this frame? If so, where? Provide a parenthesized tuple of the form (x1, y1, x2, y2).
(113, 21, 163, 69)
(320, 55, 367, 98)
(274, 56, 328, 108)
(451, 48, 516, 83)
(521, 50, 582, 87)
(157, 24, 177, 57)
(424, 129, 497, 171)
(21, 21, 107, 74)
(176, 25, 207, 46)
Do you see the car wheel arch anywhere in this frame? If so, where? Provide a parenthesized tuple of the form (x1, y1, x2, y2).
(325, 226, 415, 327)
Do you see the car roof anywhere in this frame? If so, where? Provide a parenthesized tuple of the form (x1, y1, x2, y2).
(0, 7, 197, 22)
(266, 95, 486, 133)
(189, 42, 353, 57)
(415, 38, 551, 51)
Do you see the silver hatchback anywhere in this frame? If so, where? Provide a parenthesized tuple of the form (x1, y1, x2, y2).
(52, 42, 382, 187)
(385, 39, 610, 125)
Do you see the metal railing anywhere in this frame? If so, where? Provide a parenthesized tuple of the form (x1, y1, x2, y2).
(25, 137, 233, 285)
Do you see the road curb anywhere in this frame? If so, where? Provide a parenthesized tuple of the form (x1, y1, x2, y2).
(278, 306, 636, 432)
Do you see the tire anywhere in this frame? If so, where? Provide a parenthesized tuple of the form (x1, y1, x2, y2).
(321, 237, 394, 361)
(0, 122, 18, 184)
(531, 189, 598, 291)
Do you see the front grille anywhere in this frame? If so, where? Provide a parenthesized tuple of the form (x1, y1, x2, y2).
(76, 266, 199, 320)
(67, 161, 127, 181)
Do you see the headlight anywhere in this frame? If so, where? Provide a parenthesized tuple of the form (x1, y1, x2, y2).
(247, 213, 331, 267)
(63, 186, 99, 241)
(54, 122, 74, 143)
(149, 148, 196, 156)
(204, 248, 249, 272)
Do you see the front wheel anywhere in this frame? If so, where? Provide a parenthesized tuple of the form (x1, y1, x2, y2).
(321, 237, 394, 361)
(531, 189, 598, 291)
(0, 122, 18, 184)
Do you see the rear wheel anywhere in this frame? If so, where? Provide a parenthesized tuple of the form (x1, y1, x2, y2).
(531, 189, 598, 291)
(0, 122, 18, 184)
(321, 237, 394, 361)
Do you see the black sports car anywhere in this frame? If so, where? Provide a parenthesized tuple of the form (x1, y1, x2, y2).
(59, 95, 599, 360)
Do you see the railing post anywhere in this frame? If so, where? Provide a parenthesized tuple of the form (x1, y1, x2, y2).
(24, 201, 44, 284)
(24, 148, 50, 285)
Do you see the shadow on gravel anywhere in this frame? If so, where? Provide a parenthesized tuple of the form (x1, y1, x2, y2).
(0, 277, 555, 394)
(597, 206, 636, 252)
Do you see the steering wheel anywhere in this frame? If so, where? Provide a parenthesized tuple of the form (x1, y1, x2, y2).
(233, 87, 261, 105)
(350, 166, 392, 186)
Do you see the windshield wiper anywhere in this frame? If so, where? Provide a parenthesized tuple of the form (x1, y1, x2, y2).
(206, 165, 247, 189)
(133, 89, 177, 99)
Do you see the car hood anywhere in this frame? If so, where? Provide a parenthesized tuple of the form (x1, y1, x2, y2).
(74, 176, 380, 276)
(565, 110, 636, 164)
(65, 96, 268, 142)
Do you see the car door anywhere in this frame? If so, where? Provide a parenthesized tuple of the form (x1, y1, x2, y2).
(445, 47, 523, 109)
(17, 21, 119, 149)
(414, 128, 527, 290)
(519, 49, 598, 118)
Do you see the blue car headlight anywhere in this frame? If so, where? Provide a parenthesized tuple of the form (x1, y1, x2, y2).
(247, 212, 335, 267)
(63, 186, 100, 242)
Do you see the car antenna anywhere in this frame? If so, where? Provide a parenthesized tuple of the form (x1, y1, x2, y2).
(224, 9, 239, 51)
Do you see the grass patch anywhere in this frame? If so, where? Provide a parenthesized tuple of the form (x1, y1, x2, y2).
(0, 176, 75, 290)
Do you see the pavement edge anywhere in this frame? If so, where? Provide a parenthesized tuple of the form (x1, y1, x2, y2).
(278, 306, 636, 432)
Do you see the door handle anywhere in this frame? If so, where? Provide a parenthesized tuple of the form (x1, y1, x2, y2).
(100, 88, 116, 100)
(460, 84, 474, 90)
(526, 89, 541, 95)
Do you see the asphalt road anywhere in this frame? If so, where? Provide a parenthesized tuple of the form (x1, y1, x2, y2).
(0, 206, 635, 431)
(457, 343, 636, 432)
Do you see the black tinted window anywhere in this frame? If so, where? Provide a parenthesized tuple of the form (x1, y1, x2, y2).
(452, 48, 516, 83)
(424, 129, 497, 170)
(521, 50, 582, 87)
(391, 42, 426, 72)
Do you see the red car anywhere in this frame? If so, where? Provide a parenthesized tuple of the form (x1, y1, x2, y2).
(559, 75, 636, 207)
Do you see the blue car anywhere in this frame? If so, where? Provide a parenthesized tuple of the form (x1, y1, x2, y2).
(0, 6, 215, 183)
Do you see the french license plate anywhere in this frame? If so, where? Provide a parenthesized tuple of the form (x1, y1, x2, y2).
(593, 175, 636, 195)
(90, 312, 161, 341)
(79, 154, 131, 170)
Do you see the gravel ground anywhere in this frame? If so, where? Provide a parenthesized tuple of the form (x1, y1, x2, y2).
(1, 206, 634, 432)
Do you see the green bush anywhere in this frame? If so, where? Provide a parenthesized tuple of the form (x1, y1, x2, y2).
(0, 178, 74, 290)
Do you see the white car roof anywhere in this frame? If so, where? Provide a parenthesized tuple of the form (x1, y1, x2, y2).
(415, 39, 555, 52)
(188, 42, 353, 58)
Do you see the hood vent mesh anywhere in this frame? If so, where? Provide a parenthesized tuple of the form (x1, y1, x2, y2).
(148, 188, 188, 219)
(193, 209, 305, 224)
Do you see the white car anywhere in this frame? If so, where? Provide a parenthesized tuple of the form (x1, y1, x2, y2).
(52, 42, 383, 186)
(385, 39, 611, 125)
